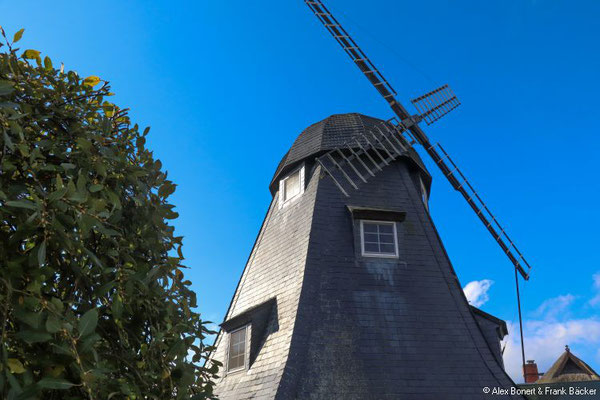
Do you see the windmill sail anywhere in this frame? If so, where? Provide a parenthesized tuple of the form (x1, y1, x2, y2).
(305, 0, 532, 280)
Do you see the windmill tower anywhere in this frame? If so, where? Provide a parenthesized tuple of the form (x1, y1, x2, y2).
(210, 1, 532, 399)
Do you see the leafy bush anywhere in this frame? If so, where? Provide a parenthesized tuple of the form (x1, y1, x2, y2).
(0, 28, 219, 399)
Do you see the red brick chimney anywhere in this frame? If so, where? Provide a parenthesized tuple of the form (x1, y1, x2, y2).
(523, 360, 539, 383)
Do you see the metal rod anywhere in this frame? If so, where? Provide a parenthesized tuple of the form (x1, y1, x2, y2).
(515, 267, 526, 382)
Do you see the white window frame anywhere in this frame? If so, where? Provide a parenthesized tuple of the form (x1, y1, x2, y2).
(279, 164, 305, 208)
(360, 220, 399, 258)
(226, 324, 250, 373)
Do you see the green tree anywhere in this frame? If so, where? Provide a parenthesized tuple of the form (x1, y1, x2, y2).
(0, 28, 219, 399)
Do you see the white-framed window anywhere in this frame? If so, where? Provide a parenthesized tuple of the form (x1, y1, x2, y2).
(227, 325, 249, 372)
(279, 165, 305, 207)
(360, 220, 399, 258)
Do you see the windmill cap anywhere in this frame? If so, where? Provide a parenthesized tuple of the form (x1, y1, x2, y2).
(269, 113, 431, 195)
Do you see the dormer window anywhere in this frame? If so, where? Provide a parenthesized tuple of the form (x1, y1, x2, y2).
(227, 325, 248, 372)
(220, 298, 276, 374)
(279, 165, 305, 207)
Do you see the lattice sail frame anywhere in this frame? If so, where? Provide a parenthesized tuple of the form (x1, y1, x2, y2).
(411, 84, 461, 125)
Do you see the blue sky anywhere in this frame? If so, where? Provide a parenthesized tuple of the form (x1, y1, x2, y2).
(3, 0, 599, 382)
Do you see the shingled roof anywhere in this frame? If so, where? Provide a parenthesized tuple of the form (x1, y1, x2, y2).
(537, 346, 600, 383)
(269, 113, 430, 194)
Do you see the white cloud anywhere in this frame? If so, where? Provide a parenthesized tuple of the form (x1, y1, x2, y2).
(589, 272, 600, 307)
(463, 279, 494, 307)
(534, 294, 576, 320)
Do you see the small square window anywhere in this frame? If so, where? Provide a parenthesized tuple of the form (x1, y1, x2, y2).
(227, 325, 248, 372)
(279, 165, 305, 207)
(360, 220, 398, 258)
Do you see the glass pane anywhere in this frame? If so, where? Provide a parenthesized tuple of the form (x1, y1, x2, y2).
(364, 242, 379, 253)
(363, 233, 379, 243)
(363, 223, 378, 233)
(228, 328, 246, 371)
(378, 224, 394, 234)
(284, 171, 300, 201)
(229, 355, 243, 370)
(380, 243, 396, 254)
(379, 233, 394, 244)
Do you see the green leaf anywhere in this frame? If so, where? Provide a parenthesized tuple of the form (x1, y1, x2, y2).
(7, 359, 26, 374)
(45, 315, 61, 333)
(96, 282, 115, 297)
(79, 333, 101, 353)
(83, 247, 103, 268)
(9, 121, 23, 141)
(78, 309, 98, 337)
(89, 184, 103, 193)
(37, 377, 75, 390)
(22, 49, 41, 60)
(111, 295, 123, 319)
(37, 241, 46, 267)
(13, 28, 24, 43)
(48, 187, 67, 202)
(44, 56, 53, 70)
(14, 309, 42, 329)
(3, 130, 14, 150)
(166, 338, 185, 359)
(5, 199, 38, 210)
(49, 297, 64, 313)
(60, 163, 76, 170)
(76, 137, 92, 151)
(16, 330, 52, 343)
(83, 76, 101, 87)
(0, 80, 14, 96)
(158, 182, 176, 198)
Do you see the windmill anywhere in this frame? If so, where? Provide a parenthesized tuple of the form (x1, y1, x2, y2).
(209, 1, 532, 398)
(305, 0, 531, 374)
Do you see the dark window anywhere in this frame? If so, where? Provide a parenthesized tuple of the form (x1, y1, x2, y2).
(227, 326, 247, 372)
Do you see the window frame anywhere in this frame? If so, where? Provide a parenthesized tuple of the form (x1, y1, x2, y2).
(360, 219, 399, 259)
(279, 164, 305, 208)
(226, 324, 250, 373)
